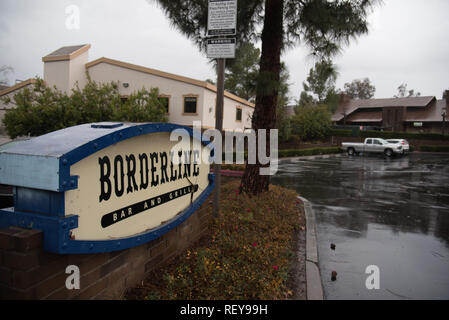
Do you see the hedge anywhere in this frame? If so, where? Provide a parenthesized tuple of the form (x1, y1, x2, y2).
(329, 127, 449, 141)
(221, 147, 342, 162)
(419, 145, 449, 152)
(359, 130, 449, 141)
(328, 129, 355, 137)
(278, 147, 342, 158)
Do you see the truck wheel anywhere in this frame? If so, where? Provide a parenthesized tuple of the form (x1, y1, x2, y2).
(384, 149, 393, 157)
(348, 148, 355, 156)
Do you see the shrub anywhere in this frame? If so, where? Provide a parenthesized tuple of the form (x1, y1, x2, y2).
(419, 145, 449, 152)
(3, 79, 72, 138)
(2, 77, 168, 139)
(360, 130, 449, 141)
(221, 147, 341, 162)
(125, 180, 304, 300)
(112, 87, 167, 123)
(329, 128, 355, 137)
(278, 147, 342, 158)
(291, 105, 332, 141)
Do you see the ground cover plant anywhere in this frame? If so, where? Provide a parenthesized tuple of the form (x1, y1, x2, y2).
(125, 180, 305, 300)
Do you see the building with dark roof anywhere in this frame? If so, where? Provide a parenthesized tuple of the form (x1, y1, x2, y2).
(332, 93, 448, 133)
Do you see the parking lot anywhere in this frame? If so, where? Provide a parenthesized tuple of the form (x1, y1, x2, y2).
(272, 153, 449, 299)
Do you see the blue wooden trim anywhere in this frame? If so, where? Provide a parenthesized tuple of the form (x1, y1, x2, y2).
(14, 188, 65, 217)
(0, 173, 215, 254)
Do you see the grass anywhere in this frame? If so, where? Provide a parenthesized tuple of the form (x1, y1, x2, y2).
(125, 180, 305, 300)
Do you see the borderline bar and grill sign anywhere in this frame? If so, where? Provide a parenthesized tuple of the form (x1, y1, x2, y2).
(0, 122, 214, 254)
(207, 0, 237, 36)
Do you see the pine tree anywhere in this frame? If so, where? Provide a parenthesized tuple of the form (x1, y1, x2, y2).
(154, 0, 380, 194)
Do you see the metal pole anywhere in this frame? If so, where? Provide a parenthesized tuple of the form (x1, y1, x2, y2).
(213, 58, 225, 218)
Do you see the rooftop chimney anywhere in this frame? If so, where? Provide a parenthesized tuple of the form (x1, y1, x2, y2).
(42, 44, 91, 93)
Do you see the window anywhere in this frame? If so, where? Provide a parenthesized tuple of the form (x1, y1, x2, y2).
(236, 107, 242, 121)
(374, 139, 382, 145)
(183, 96, 198, 114)
(158, 95, 170, 114)
(366, 139, 372, 144)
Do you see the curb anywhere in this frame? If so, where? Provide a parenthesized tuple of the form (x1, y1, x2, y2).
(298, 196, 324, 300)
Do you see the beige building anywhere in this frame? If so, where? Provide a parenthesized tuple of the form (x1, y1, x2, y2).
(0, 44, 255, 133)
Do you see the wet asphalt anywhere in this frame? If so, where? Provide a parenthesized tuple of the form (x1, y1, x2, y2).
(272, 153, 449, 300)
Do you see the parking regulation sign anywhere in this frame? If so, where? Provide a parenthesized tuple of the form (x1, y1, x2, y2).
(207, 0, 237, 36)
(207, 38, 236, 59)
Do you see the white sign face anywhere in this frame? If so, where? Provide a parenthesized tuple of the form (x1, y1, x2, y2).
(207, 38, 236, 59)
(65, 132, 210, 241)
(207, 0, 237, 36)
(414, 122, 423, 127)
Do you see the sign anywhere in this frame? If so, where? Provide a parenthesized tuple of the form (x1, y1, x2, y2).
(207, 0, 237, 36)
(414, 122, 423, 127)
(207, 38, 236, 59)
(0, 123, 214, 254)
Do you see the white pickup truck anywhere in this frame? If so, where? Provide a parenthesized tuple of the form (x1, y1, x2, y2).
(341, 138, 403, 157)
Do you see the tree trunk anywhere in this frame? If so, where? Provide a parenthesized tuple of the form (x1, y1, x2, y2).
(240, 0, 284, 195)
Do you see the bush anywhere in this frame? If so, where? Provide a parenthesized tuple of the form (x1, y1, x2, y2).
(360, 130, 449, 141)
(328, 129, 354, 137)
(221, 147, 341, 162)
(125, 180, 304, 300)
(2, 77, 168, 138)
(328, 127, 449, 142)
(291, 105, 331, 141)
(419, 145, 449, 152)
(278, 147, 342, 158)
(112, 87, 167, 123)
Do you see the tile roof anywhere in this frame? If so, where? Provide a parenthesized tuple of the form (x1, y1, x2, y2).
(42, 44, 91, 62)
(45, 45, 87, 57)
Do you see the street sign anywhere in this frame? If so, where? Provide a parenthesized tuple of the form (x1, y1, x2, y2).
(207, 0, 237, 36)
(207, 38, 236, 59)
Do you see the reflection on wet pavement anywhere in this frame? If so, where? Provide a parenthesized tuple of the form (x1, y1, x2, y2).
(272, 153, 449, 300)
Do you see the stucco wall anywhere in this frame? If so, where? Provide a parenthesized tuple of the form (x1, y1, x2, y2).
(69, 50, 89, 90)
(43, 51, 89, 94)
(87, 62, 205, 127)
(87, 62, 254, 131)
(44, 60, 70, 93)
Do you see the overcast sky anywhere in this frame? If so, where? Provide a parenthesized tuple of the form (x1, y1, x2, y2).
(0, 0, 448, 102)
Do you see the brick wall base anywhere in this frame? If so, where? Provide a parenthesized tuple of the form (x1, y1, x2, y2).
(0, 200, 212, 300)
